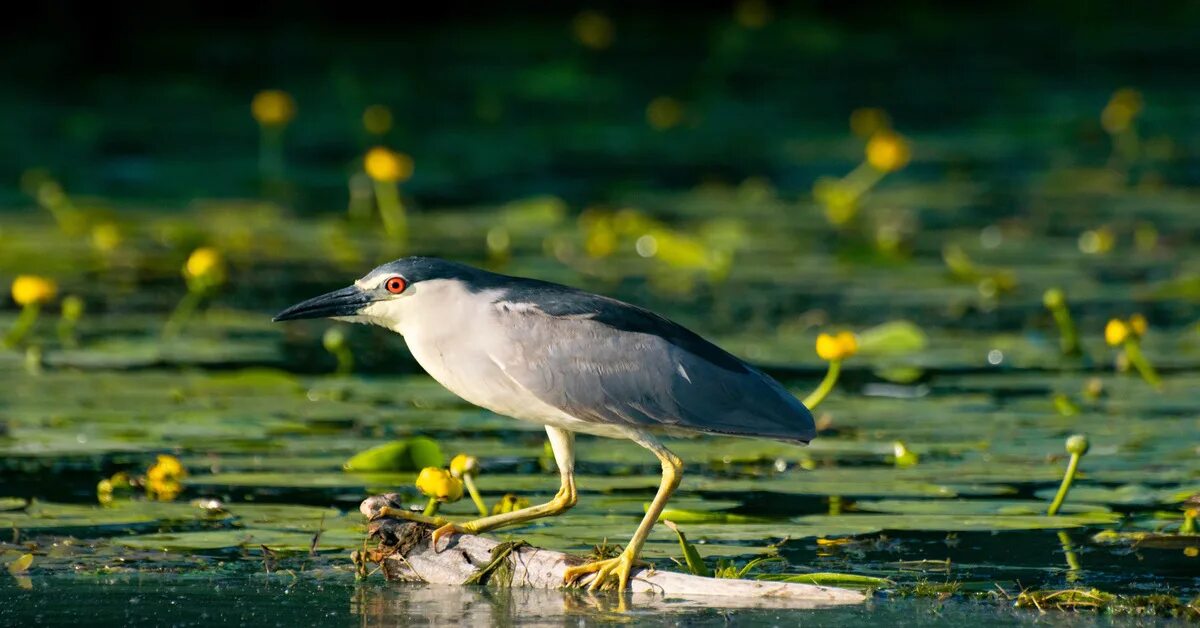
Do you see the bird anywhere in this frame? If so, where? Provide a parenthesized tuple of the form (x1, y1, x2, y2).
(274, 257, 815, 592)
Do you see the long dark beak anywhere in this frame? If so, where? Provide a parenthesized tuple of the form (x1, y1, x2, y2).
(273, 285, 372, 322)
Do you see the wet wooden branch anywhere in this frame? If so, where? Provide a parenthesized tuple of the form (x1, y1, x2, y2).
(359, 494, 866, 609)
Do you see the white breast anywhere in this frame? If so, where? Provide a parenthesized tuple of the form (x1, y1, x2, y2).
(365, 280, 615, 436)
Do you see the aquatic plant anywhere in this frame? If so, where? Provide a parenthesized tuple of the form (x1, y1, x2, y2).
(804, 331, 858, 410)
(891, 441, 920, 468)
(572, 10, 614, 50)
(363, 146, 414, 243)
(450, 454, 488, 517)
(415, 467, 464, 516)
(56, 295, 83, 349)
(4, 275, 57, 348)
(163, 247, 225, 339)
(322, 327, 353, 376)
(491, 494, 531, 515)
(362, 105, 393, 137)
(813, 120, 911, 226)
(1101, 87, 1143, 169)
(251, 89, 296, 187)
(1105, 316, 1161, 389)
(1042, 288, 1081, 356)
(145, 454, 187, 501)
(343, 437, 444, 472)
(1047, 435, 1089, 516)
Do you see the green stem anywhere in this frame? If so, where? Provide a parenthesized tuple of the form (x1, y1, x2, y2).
(1057, 531, 1081, 582)
(259, 127, 285, 189)
(3, 304, 39, 349)
(803, 359, 842, 410)
(1123, 339, 1162, 390)
(373, 181, 407, 242)
(422, 497, 440, 517)
(1050, 306, 1081, 356)
(463, 474, 488, 517)
(1182, 510, 1196, 536)
(841, 161, 887, 200)
(57, 318, 78, 349)
(334, 347, 354, 376)
(1047, 453, 1081, 516)
(162, 289, 204, 340)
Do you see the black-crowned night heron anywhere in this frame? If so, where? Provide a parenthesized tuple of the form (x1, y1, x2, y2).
(274, 257, 815, 591)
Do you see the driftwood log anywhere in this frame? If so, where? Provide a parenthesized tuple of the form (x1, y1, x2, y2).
(359, 494, 866, 609)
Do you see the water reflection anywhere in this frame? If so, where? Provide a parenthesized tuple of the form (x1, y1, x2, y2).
(350, 582, 872, 624)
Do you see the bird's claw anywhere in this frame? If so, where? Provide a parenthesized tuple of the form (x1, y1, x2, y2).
(563, 551, 643, 593)
(430, 522, 468, 552)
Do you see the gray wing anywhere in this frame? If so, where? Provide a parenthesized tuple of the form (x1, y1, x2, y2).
(494, 299, 816, 444)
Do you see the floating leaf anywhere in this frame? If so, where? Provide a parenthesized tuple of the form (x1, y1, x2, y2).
(7, 553, 33, 575)
(758, 572, 892, 587)
(856, 321, 929, 356)
(343, 437, 445, 472)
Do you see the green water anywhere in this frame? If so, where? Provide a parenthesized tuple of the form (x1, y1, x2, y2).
(3, 4, 1200, 624)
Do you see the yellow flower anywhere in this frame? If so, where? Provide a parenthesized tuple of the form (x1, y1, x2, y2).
(92, 222, 121, 253)
(491, 493, 531, 515)
(449, 454, 479, 478)
(734, 0, 771, 28)
(849, 107, 891, 138)
(415, 467, 463, 502)
(364, 147, 414, 183)
(251, 90, 296, 127)
(646, 97, 684, 131)
(147, 454, 186, 483)
(572, 10, 614, 50)
(61, 295, 84, 321)
(892, 441, 920, 467)
(1128, 313, 1148, 337)
(1105, 318, 1130, 347)
(146, 455, 186, 502)
(11, 276, 57, 307)
(865, 132, 911, 172)
(1100, 87, 1142, 134)
(184, 247, 224, 281)
(1042, 288, 1065, 310)
(363, 105, 393, 135)
(815, 331, 858, 362)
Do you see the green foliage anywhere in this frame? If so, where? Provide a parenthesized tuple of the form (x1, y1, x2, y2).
(343, 437, 445, 472)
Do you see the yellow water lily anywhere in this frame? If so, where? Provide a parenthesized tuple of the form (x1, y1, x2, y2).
(816, 331, 858, 362)
(363, 105, 393, 135)
(416, 467, 464, 503)
(11, 276, 57, 307)
(364, 147, 414, 184)
(865, 132, 911, 172)
(251, 90, 296, 127)
(184, 247, 224, 282)
(805, 331, 858, 410)
(1104, 318, 1130, 347)
(572, 10, 614, 50)
(449, 454, 479, 478)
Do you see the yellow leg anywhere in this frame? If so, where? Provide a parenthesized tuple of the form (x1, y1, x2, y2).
(563, 429, 682, 592)
(428, 426, 578, 550)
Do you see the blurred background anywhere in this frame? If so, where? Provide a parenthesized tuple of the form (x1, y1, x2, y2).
(2, 1, 1199, 622)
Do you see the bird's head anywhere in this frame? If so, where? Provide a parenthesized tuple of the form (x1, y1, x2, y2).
(272, 257, 485, 332)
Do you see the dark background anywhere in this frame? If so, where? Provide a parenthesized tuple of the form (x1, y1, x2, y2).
(2, 1, 1197, 210)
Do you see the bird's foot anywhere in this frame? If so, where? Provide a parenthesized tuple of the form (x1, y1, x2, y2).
(563, 550, 646, 592)
(430, 521, 475, 552)
(367, 505, 449, 527)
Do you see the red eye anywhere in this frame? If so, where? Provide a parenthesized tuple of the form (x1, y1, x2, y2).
(384, 276, 407, 294)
